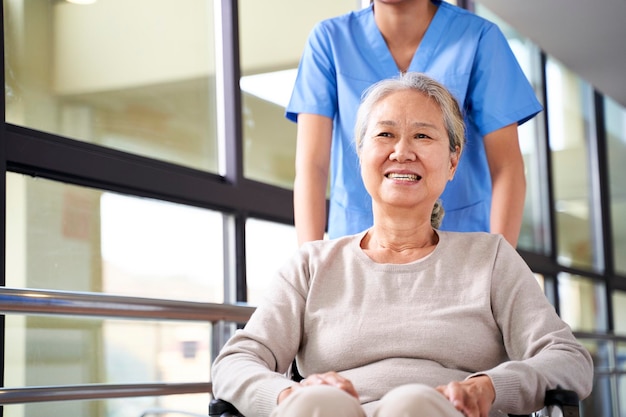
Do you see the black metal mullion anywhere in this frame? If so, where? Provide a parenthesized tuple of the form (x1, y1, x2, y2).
(538, 53, 558, 264)
(5, 125, 294, 223)
(234, 214, 248, 303)
(215, 0, 248, 308)
(215, 0, 243, 185)
(460, 0, 475, 13)
(6, 125, 224, 204)
(591, 92, 615, 332)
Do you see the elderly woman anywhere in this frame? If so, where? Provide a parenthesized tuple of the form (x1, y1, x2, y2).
(211, 72, 593, 417)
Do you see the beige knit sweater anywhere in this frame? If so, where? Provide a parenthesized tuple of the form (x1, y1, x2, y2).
(211, 231, 593, 417)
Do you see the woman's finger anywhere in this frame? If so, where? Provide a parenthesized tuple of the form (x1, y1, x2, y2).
(301, 372, 359, 399)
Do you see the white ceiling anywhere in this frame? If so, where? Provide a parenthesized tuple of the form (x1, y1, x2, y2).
(478, 0, 626, 107)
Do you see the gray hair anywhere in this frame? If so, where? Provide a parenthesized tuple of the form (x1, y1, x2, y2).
(354, 72, 466, 228)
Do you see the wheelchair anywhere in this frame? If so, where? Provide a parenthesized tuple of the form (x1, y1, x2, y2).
(209, 386, 580, 417)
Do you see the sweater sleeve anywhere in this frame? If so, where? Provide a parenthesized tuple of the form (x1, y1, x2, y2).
(210, 249, 311, 417)
(477, 237, 594, 415)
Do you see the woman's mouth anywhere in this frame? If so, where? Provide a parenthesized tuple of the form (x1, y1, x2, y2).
(386, 173, 421, 181)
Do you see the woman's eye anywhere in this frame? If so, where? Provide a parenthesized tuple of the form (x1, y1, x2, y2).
(376, 131, 393, 138)
(415, 133, 431, 139)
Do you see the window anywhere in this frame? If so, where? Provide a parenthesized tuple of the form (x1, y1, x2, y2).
(603, 97, 626, 275)
(238, 0, 359, 189)
(5, 0, 219, 173)
(6, 172, 224, 301)
(546, 58, 601, 271)
(473, 4, 550, 253)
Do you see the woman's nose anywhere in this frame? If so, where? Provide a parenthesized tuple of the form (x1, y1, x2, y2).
(389, 138, 417, 162)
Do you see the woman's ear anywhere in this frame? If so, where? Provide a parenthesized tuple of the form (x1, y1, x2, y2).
(448, 146, 460, 180)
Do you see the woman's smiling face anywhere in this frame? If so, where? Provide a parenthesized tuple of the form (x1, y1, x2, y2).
(359, 89, 459, 211)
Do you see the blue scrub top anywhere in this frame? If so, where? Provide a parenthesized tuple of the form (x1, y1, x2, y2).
(286, 1, 542, 239)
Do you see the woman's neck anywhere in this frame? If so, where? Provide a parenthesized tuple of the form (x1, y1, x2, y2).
(361, 219, 439, 264)
(374, 0, 437, 44)
(373, 0, 438, 73)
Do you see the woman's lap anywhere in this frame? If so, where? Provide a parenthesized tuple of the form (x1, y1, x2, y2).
(271, 384, 464, 417)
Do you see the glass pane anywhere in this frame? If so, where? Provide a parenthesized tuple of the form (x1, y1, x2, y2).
(547, 58, 600, 270)
(603, 96, 626, 275)
(5, 315, 211, 387)
(474, 4, 549, 254)
(537, 274, 558, 307)
(4, 0, 218, 173)
(6, 172, 224, 302)
(578, 338, 613, 373)
(619, 375, 626, 417)
(533, 273, 561, 310)
(582, 374, 615, 417)
(534, 273, 545, 292)
(612, 290, 626, 336)
(617, 342, 626, 371)
(245, 218, 298, 306)
(558, 273, 607, 332)
(1, 393, 210, 417)
(239, 0, 360, 189)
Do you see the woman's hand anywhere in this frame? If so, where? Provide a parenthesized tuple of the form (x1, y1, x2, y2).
(277, 371, 359, 404)
(436, 375, 495, 417)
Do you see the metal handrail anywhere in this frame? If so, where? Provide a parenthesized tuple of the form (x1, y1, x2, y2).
(0, 382, 211, 405)
(140, 406, 210, 417)
(0, 287, 255, 322)
(0, 286, 255, 406)
(572, 330, 626, 343)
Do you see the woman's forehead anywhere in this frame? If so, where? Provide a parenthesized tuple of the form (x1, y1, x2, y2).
(370, 91, 443, 121)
